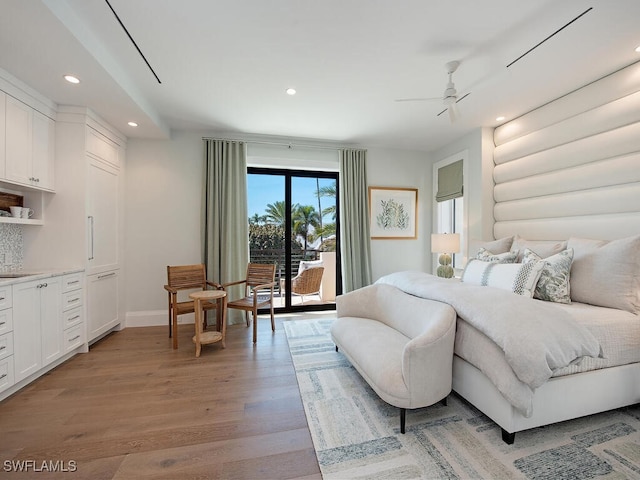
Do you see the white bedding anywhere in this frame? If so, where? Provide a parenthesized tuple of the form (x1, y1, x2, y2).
(544, 302, 640, 376)
(376, 271, 607, 417)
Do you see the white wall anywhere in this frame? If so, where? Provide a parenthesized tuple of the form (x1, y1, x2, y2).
(124, 133, 431, 323)
(124, 131, 204, 324)
(366, 147, 432, 280)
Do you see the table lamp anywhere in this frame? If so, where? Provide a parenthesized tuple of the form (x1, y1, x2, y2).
(431, 233, 460, 278)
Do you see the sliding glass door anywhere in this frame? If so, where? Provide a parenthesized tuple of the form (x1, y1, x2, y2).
(248, 167, 340, 311)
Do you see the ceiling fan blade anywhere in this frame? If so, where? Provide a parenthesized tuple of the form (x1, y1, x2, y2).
(448, 103, 460, 123)
(394, 97, 441, 102)
(436, 92, 472, 118)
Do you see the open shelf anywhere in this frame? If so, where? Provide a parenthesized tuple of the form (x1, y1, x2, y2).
(0, 217, 44, 226)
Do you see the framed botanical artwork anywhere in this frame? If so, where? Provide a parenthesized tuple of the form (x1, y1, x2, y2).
(369, 187, 418, 239)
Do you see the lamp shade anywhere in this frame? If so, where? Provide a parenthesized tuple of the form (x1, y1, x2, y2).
(431, 233, 460, 253)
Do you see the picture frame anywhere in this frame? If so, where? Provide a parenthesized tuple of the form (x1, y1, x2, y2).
(369, 186, 418, 239)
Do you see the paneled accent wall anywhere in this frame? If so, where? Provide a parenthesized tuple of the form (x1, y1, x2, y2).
(492, 61, 640, 241)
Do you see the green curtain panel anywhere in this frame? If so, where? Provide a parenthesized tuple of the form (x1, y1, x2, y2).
(203, 139, 249, 323)
(339, 148, 372, 292)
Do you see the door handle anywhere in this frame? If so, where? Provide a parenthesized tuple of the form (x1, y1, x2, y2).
(88, 216, 95, 260)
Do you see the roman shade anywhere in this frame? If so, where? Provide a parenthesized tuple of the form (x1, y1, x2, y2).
(435, 159, 463, 202)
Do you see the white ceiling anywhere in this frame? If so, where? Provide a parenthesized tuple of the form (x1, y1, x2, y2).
(2, 0, 640, 152)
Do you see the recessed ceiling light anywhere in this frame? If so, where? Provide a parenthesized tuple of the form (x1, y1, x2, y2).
(127, 121, 138, 127)
(286, 88, 296, 95)
(496, 116, 505, 122)
(63, 74, 80, 84)
(635, 45, 640, 53)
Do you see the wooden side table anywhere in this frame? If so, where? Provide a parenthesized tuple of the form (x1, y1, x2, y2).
(189, 290, 227, 357)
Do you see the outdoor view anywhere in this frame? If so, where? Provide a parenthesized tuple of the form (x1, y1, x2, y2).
(247, 172, 338, 309)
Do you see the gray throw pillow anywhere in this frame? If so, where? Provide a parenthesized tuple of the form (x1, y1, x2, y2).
(523, 248, 574, 304)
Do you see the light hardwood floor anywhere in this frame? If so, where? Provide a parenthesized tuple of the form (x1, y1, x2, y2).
(0, 314, 327, 479)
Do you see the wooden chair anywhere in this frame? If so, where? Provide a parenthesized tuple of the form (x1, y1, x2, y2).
(164, 264, 221, 349)
(223, 263, 277, 343)
(291, 266, 325, 303)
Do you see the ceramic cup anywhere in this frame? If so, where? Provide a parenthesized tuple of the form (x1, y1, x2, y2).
(21, 208, 34, 218)
(9, 206, 22, 218)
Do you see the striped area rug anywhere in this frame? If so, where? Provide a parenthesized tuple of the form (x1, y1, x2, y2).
(284, 317, 640, 479)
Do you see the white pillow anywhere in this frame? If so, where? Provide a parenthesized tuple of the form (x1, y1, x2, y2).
(297, 259, 323, 275)
(510, 235, 568, 262)
(568, 235, 640, 313)
(475, 248, 517, 263)
(523, 248, 574, 304)
(461, 259, 544, 297)
(468, 236, 513, 257)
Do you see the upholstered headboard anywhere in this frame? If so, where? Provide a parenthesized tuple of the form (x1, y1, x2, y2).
(492, 61, 640, 241)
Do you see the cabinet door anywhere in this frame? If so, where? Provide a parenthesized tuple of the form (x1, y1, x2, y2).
(0, 91, 5, 178)
(32, 110, 55, 191)
(87, 158, 119, 275)
(12, 280, 41, 382)
(87, 270, 119, 342)
(40, 277, 63, 366)
(5, 96, 32, 186)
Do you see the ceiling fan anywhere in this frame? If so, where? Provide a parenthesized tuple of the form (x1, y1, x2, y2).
(395, 60, 470, 123)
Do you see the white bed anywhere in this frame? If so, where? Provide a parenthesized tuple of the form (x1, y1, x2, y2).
(452, 292, 640, 443)
(448, 59, 640, 443)
(378, 233, 640, 443)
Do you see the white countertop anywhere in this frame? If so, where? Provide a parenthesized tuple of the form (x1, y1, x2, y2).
(0, 267, 85, 286)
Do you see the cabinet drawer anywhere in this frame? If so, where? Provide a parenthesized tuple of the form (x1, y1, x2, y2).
(62, 272, 84, 293)
(0, 309, 12, 335)
(62, 290, 83, 312)
(0, 286, 11, 310)
(63, 307, 83, 329)
(87, 128, 119, 168)
(64, 325, 84, 353)
(0, 332, 13, 361)
(0, 355, 14, 393)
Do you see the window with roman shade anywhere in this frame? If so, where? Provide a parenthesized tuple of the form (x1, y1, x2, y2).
(435, 159, 463, 202)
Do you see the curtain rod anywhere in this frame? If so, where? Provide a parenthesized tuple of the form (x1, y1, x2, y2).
(202, 137, 353, 152)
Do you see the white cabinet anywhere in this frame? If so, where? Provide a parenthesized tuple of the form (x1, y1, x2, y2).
(87, 157, 119, 274)
(31, 110, 55, 190)
(86, 270, 119, 341)
(4, 95, 55, 191)
(85, 125, 121, 342)
(62, 272, 85, 353)
(0, 91, 6, 178)
(47, 110, 124, 344)
(0, 284, 14, 394)
(12, 277, 62, 382)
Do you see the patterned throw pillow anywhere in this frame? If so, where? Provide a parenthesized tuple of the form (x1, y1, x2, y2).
(475, 248, 517, 263)
(522, 248, 574, 304)
(461, 259, 544, 297)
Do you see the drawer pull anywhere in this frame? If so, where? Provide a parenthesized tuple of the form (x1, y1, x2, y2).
(0, 345, 5, 351)
(68, 280, 80, 285)
(68, 297, 80, 303)
(98, 272, 116, 280)
(0, 297, 4, 301)
(0, 373, 6, 380)
(69, 335, 81, 342)
(68, 315, 81, 322)
(0, 321, 5, 326)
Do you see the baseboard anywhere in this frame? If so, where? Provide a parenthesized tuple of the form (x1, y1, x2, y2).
(125, 310, 194, 328)
(125, 310, 262, 328)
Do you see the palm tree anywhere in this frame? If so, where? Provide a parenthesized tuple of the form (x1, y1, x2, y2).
(264, 201, 288, 227)
(248, 213, 266, 225)
(293, 205, 321, 252)
(318, 182, 337, 220)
